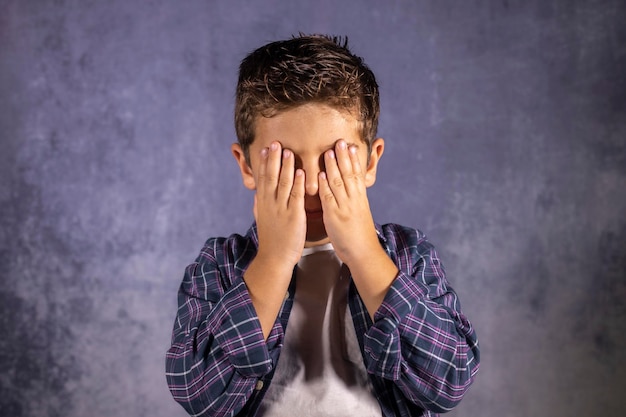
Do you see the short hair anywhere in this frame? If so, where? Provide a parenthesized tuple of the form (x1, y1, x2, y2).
(235, 34, 380, 163)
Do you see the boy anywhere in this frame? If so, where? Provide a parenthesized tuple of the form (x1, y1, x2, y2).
(166, 35, 479, 417)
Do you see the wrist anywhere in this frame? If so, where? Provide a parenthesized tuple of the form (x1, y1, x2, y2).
(244, 249, 295, 341)
(336, 229, 381, 268)
(345, 245, 398, 319)
(344, 245, 392, 275)
(253, 248, 297, 276)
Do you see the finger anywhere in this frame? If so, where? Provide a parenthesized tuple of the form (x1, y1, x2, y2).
(277, 149, 295, 204)
(334, 140, 354, 177)
(348, 145, 363, 176)
(265, 141, 282, 195)
(335, 140, 363, 197)
(318, 171, 338, 210)
(323, 148, 348, 202)
(289, 168, 305, 209)
(256, 147, 269, 195)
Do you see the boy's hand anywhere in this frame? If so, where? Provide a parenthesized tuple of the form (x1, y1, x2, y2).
(319, 139, 399, 318)
(245, 141, 305, 339)
(318, 140, 380, 267)
(254, 141, 306, 270)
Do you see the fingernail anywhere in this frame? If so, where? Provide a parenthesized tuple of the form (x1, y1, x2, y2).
(338, 140, 346, 150)
(349, 146, 357, 154)
(283, 149, 291, 158)
(328, 150, 335, 159)
(261, 148, 268, 158)
(270, 142, 279, 151)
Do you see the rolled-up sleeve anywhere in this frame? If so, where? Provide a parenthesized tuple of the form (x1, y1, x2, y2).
(166, 237, 282, 417)
(362, 226, 480, 413)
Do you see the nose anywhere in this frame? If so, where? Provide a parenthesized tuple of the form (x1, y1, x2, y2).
(300, 154, 324, 196)
(304, 165, 319, 196)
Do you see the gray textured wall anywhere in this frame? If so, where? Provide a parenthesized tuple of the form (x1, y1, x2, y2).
(1, 1, 625, 416)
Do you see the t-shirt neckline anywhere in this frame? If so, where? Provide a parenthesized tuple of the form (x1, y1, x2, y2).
(301, 242, 334, 257)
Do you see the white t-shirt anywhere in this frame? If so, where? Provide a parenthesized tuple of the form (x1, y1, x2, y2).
(260, 244, 381, 416)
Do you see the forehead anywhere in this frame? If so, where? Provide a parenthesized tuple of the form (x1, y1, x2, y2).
(252, 103, 363, 154)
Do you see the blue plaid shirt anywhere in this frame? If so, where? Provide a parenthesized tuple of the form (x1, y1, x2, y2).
(166, 223, 480, 416)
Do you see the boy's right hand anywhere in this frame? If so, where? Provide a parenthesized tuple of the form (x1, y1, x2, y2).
(246, 142, 305, 339)
(253, 141, 306, 271)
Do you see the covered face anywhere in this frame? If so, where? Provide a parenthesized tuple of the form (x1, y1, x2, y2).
(232, 103, 384, 246)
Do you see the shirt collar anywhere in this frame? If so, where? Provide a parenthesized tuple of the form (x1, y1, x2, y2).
(247, 222, 260, 248)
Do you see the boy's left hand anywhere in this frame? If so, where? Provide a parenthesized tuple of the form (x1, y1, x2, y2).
(319, 139, 399, 318)
(318, 140, 381, 267)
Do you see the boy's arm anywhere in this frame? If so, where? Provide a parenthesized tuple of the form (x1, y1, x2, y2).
(165, 239, 276, 417)
(318, 140, 398, 318)
(363, 231, 480, 413)
(165, 143, 305, 416)
(244, 142, 306, 339)
(319, 142, 480, 412)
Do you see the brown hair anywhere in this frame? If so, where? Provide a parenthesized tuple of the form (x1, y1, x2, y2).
(235, 34, 380, 163)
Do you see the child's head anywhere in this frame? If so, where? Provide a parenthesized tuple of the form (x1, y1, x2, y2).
(234, 34, 380, 164)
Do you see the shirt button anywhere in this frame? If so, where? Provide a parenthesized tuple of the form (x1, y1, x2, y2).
(255, 380, 264, 391)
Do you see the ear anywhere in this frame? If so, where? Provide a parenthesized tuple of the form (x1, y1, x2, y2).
(231, 143, 256, 190)
(364, 138, 385, 187)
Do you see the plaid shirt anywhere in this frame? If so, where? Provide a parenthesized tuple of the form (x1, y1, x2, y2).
(166, 223, 480, 416)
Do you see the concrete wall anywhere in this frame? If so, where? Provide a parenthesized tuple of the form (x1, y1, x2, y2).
(1, 1, 624, 416)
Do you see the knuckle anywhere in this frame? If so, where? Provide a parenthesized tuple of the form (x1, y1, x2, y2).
(322, 191, 335, 203)
(332, 178, 344, 188)
(289, 191, 298, 200)
(346, 173, 361, 183)
(289, 187, 302, 198)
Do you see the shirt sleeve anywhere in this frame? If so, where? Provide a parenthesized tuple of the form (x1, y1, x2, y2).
(362, 226, 480, 413)
(165, 237, 281, 417)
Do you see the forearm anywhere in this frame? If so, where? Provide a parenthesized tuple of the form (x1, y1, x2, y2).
(347, 247, 399, 320)
(166, 278, 273, 416)
(363, 271, 480, 412)
(243, 252, 294, 339)
(241, 141, 306, 340)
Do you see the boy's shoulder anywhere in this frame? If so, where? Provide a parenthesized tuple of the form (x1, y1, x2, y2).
(375, 222, 430, 249)
(195, 224, 259, 264)
(376, 223, 442, 278)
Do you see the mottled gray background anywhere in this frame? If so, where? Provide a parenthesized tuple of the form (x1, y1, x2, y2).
(1, 1, 625, 416)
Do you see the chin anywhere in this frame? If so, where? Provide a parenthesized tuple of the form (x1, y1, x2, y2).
(305, 228, 330, 247)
